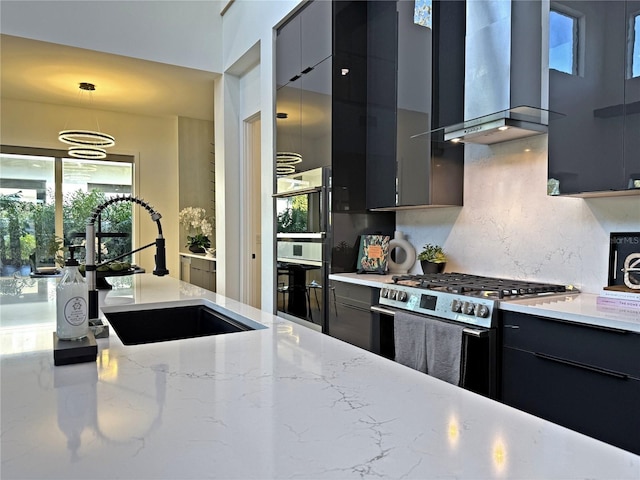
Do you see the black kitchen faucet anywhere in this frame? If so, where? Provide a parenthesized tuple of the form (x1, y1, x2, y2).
(85, 195, 169, 320)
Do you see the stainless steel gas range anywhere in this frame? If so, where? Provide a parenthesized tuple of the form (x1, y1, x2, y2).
(372, 273, 578, 399)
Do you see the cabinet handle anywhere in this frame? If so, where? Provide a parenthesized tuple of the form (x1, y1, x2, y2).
(533, 352, 629, 380)
(301, 66, 314, 74)
(289, 74, 301, 82)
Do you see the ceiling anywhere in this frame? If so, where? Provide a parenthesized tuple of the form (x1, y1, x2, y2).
(0, 34, 218, 122)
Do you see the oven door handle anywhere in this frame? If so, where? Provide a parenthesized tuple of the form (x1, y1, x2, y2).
(370, 306, 396, 316)
(371, 306, 489, 338)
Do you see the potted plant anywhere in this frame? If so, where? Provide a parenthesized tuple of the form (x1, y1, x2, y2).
(179, 207, 213, 253)
(417, 243, 447, 274)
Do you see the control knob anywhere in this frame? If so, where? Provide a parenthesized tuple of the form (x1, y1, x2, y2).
(451, 299, 463, 313)
(476, 304, 490, 318)
(381, 288, 389, 299)
(462, 302, 475, 316)
(397, 291, 408, 302)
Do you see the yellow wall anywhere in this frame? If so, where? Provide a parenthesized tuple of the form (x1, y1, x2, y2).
(1, 97, 180, 276)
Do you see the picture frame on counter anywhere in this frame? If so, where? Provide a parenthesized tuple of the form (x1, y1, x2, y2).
(356, 234, 390, 275)
(607, 232, 640, 290)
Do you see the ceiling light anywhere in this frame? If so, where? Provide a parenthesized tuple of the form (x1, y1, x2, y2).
(68, 146, 107, 159)
(276, 151, 302, 176)
(58, 82, 115, 160)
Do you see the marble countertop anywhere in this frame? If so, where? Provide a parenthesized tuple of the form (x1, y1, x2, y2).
(179, 251, 216, 261)
(1, 275, 639, 479)
(329, 273, 640, 333)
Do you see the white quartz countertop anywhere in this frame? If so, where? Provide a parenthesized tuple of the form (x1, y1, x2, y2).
(179, 251, 216, 261)
(1, 275, 639, 479)
(329, 273, 640, 333)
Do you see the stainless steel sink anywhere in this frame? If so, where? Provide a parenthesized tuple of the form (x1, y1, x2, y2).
(103, 304, 259, 345)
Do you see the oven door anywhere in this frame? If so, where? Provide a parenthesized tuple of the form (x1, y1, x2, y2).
(275, 167, 329, 238)
(370, 305, 497, 399)
(277, 241, 326, 331)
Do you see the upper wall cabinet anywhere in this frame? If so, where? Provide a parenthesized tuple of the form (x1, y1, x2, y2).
(276, 1, 332, 90)
(365, 0, 464, 210)
(548, 0, 640, 196)
(276, 1, 332, 173)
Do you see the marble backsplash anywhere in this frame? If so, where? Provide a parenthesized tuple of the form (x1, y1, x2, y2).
(396, 135, 640, 294)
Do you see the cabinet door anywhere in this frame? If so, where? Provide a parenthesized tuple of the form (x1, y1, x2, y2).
(548, 0, 628, 194)
(327, 281, 378, 351)
(276, 1, 332, 90)
(501, 311, 640, 455)
(624, 0, 640, 189)
(502, 346, 640, 455)
(276, 15, 301, 89)
(301, 0, 332, 71)
(300, 56, 332, 170)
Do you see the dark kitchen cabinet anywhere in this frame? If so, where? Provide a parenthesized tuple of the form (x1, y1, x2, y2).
(501, 311, 640, 455)
(276, 1, 332, 172)
(327, 280, 379, 351)
(276, 0, 332, 90)
(365, 0, 464, 210)
(548, 0, 640, 195)
(276, 1, 395, 277)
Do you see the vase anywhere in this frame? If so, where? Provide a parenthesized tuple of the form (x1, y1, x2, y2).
(420, 260, 445, 274)
(189, 245, 205, 254)
(387, 231, 416, 274)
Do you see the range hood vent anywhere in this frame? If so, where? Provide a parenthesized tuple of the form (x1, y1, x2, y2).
(413, 106, 564, 145)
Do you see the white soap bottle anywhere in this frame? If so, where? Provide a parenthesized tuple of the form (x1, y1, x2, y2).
(56, 246, 89, 340)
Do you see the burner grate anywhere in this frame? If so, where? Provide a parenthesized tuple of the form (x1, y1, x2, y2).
(392, 272, 569, 299)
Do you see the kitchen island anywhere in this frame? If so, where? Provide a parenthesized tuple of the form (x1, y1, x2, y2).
(1, 275, 638, 479)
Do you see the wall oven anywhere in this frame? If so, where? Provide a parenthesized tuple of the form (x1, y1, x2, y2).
(274, 167, 330, 330)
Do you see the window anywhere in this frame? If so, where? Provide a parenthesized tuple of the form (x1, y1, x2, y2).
(632, 12, 640, 78)
(549, 8, 579, 75)
(0, 150, 133, 277)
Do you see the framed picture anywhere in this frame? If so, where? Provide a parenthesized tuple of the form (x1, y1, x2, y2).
(608, 232, 640, 289)
(357, 234, 390, 274)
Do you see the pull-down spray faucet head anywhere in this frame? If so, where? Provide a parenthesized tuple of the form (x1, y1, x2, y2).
(85, 195, 169, 319)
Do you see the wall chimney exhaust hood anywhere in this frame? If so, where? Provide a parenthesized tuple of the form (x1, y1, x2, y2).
(440, 106, 564, 145)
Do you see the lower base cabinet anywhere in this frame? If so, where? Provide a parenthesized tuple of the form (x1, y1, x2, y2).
(327, 281, 380, 352)
(501, 311, 640, 455)
(180, 255, 216, 292)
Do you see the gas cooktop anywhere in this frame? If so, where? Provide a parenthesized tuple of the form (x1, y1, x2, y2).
(378, 273, 578, 328)
(391, 272, 578, 300)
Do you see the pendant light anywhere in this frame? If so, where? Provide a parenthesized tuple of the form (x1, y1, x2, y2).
(59, 82, 115, 160)
(275, 111, 302, 176)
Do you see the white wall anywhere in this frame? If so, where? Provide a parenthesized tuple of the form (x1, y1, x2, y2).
(1, 98, 180, 276)
(218, 0, 302, 309)
(0, 0, 223, 73)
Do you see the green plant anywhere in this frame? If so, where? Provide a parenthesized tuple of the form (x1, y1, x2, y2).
(417, 243, 447, 263)
(179, 207, 213, 248)
(276, 195, 308, 233)
(63, 189, 132, 261)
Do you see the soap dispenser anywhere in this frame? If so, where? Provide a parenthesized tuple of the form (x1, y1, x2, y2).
(56, 246, 89, 340)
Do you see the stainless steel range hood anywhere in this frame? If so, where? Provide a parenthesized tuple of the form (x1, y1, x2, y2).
(442, 106, 563, 145)
(412, 106, 564, 146)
